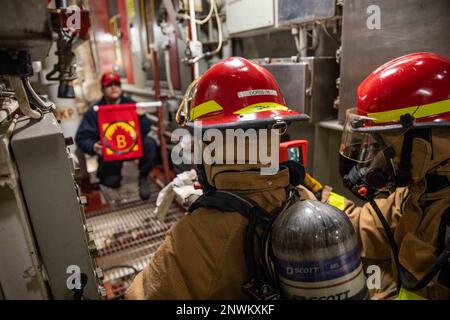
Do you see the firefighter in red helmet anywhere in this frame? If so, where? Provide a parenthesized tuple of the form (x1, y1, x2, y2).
(318, 52, 450, 299)
(177, 56, 307, 129)
(126, 57, 310, 299)
(76, 71, 158, 200)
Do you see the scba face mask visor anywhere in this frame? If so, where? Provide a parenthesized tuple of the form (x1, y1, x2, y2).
(339, 108, 407, 199)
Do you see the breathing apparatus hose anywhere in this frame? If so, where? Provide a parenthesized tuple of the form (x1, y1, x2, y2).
(260, 211, 279, 288)
(260, 187, 298, 290)
(369, 197, 450, 293)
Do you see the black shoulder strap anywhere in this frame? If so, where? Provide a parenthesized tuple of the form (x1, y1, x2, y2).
(189, 190, 272, 281)
(189, 190, 271, 226)
(396, 127, 432, 187)
(437, 207, 450, 288)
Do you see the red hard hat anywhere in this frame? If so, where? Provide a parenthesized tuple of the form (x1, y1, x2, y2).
(178, 57, 309, 129)
(355, 52, 450, 130)
(101, 72, 121, 88)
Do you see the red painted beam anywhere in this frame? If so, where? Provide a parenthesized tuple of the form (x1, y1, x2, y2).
(118, 0, 135, 84)
(90, 0, 115, 74)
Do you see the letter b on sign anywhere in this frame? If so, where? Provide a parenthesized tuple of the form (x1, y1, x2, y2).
(117, 135, 127, 149)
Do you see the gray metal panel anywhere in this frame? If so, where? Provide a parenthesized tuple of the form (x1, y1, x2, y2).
(259, 57, 338, 123)
(10, 113, 100, 299)
(305, 57, 338, 123)
(339, 0, 450, 122)
(264, 63, 307, 114)
(278, 0, 336, 26)
(0, 0, 53, 60)
(256, 57, 338, 168)
(226, 0, 275, 35)
(0, 185, 44, 299)
(0, 122, 49, 299)
(233, 31, 298, 59)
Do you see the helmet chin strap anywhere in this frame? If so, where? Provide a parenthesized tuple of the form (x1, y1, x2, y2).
(395, 114, 432, 186)
(370, 132, 398, 191)
(196, 163, 215, 193)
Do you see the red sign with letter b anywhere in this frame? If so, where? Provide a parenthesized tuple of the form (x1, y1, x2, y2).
(97, 103, 143, 161)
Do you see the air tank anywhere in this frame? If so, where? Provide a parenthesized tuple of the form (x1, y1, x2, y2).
(271, 200, 368, 300)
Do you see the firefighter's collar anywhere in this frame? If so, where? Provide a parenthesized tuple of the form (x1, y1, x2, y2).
(213, 167, 290, 191)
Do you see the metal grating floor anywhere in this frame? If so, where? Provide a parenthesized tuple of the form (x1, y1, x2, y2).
(99, 181, 160, 205)
(85, 162, 185, 299)
(87, 203, 182, 257)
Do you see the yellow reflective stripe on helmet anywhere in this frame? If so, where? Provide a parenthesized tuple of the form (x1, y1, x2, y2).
(190, 100, 223, 120)
(367, 98, 450, 123)
(234, 102, 288, 115)
(396, 288, 426, 300)
(328, 192, 346, 211)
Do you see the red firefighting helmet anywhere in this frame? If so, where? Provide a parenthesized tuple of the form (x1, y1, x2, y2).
(101, 72, 121, 88)
(176, 57, 309, 129)
(340, 52, 450, 163)
(352, 52, 450, 131)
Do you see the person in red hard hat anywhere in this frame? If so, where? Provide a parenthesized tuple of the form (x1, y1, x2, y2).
(100, 72, 123, 104)
(126, 57, 312, 299)
(75, 71, 159, 200)
(312, 52, 450, 300)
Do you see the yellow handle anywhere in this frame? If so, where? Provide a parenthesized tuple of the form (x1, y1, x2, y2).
(304, 173, 323, 193)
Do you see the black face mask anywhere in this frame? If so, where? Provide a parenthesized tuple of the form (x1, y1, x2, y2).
(338, 153, 355, 182)
(339, 151, 395, 201)
(339, 155, 368, 200)
(345, 129, 434, 200)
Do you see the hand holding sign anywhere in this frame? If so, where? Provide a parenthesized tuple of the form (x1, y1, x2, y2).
(93, 141, 103, 156)
(136, 107, 146, 116)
